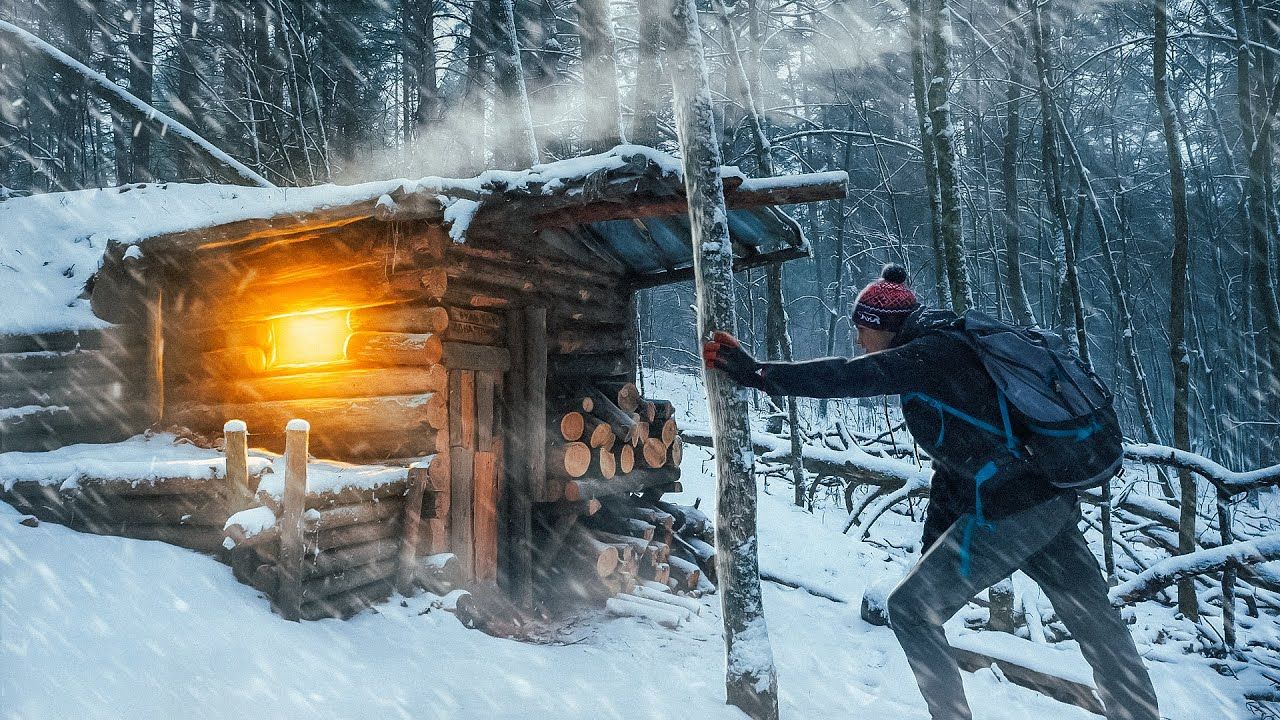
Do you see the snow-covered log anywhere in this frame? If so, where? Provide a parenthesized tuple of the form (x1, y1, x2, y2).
(0, 20, 271, 187)
(1123, 442, 1280, 493)
(1109, 533, 1280, 605)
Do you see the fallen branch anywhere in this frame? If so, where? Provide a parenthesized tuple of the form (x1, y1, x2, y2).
(1123, 443, 1280, 494)
(1109, 533, 1280, 606)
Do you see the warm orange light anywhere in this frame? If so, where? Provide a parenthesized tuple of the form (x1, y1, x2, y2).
(271, 310, 350, 367)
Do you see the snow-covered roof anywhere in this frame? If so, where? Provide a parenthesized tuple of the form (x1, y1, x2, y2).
(0, 146, 846, 336)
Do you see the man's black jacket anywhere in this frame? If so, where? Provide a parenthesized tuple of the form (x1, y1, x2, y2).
(756, 307, 1069, 549)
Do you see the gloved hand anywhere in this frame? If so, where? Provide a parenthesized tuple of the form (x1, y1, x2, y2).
(702, 331, 768, 390)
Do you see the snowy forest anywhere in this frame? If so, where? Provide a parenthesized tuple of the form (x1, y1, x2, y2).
(2, 0, 1280, 718)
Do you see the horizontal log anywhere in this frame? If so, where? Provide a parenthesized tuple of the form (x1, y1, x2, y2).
(553, 328, 631, 355)
(168, 394, 447, 447)
(557, 412, 585, 442)
(347, 304, 449, 335)
(82, 522, 226, 554)
(346, 331, 443, 366)
(302, 498, 405, 532)
(0, 481, 74, 523)
(443, 321, 503, 346)
(0, 403, 144, 452)
(173, 365, 448, 405)
(71, 492, 239, 527)
(0, 326, 133, 354)
(70, 475, 230, 498)
(549, 352, 632, 379)
(202, 346, 269, 377)
(548, 442, 592, 480)
(300, 578, 394, 621)
(569, 525, 620, 578)
(257, 478, 411, 512)
(308, 539, 400, 578)
(446, 306, 503, 330)
(597, 382, 640, 414)
(0, 351, 134, 392)
(0, 380, 133, 409)
(641, 438, 668, 469)
(667, 555, 702, 591)
(315, 518, 402, 552)
(564, 466, 681, 502)
(605, 595, 682, 628)
(440, 342, 511, 371)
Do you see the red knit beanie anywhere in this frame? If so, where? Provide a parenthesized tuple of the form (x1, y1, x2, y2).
(852, 264, 918, 333)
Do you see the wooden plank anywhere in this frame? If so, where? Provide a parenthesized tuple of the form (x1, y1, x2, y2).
(502, 308, 532, 605)
(448, 371, 463, 448)
(144, 282, 165, 425)
(459, 370, 476, 450)
(449, 446, 475, 581)
(476, 371, 496, 452)
(396, 457, 431, 594)
(441, 342, 511, 371)
(472, 451, 499, 582)
(525, 307, 550, 502)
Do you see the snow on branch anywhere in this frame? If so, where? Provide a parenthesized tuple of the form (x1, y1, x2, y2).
(1109, 533, 1280, 606)
(0, 20, 273, 189)
(1123, 442, 1280, 493)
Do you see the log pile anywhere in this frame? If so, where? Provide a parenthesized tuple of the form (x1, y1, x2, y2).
(537, 489, 718, 613)
(547, 383, 685, 503)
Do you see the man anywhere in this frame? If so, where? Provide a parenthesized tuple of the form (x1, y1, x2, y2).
(703, 264, 1159, 720)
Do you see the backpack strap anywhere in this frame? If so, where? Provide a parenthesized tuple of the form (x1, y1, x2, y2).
(902, 391, 1023, 458)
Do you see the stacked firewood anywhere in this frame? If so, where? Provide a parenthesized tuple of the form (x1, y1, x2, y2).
(547, 382, 685, 503)
(540, 489, 717, 620)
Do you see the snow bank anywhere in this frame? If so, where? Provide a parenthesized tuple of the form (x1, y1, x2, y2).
(0, 433, 271, 492)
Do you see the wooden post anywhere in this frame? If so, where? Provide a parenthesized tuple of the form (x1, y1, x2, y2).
(398, 460, 431, 595)
(525, 306, 548, 501)
(276, 419, 309, 621)
(223, 419, 250, 496)
(502, 308, 532, 606)
(144, 282, 165, 425)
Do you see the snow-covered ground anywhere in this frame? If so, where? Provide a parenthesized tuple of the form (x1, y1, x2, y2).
(0, 370, 1268, 719)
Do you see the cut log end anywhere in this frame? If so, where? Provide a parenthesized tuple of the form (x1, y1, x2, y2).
(642, 438, 668, 469)
(559, 412, 585, 441)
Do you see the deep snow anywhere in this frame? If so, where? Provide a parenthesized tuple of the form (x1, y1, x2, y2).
(0, 370, 1267, 719)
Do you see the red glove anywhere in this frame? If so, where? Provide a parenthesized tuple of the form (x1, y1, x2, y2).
(703, 331, 768, 390)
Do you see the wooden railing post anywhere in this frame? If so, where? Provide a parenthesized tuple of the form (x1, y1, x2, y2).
(276, 419, 309, 621)
(398, 461, 430, 595)
(223, 419, 249, 496)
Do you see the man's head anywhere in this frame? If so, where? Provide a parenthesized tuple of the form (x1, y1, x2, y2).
(852, 263, 918, 353)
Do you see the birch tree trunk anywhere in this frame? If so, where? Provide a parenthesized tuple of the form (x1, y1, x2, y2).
(668, 0, 779, 715)
(907, 0, 950, 307)
(924, 0, 971, 311)
(1153, 0, 1198, 621)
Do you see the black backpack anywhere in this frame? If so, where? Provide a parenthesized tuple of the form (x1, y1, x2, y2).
(944, 311, 1124, 490)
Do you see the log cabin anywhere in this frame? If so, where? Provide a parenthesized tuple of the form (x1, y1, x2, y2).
(0, 146, 846, 618)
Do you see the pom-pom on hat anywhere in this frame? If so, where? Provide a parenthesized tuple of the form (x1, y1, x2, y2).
(852, 264, 919, 333)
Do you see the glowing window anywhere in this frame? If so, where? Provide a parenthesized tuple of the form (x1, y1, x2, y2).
(271, 310, 349, 367)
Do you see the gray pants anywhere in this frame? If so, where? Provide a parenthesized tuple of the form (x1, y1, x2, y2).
(887, 494, 1159, 720)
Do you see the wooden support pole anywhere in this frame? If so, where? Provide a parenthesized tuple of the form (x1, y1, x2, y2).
(503, 308, 532, 606)
(223, 419, 250, 495)
(144, 281, 165, 425)
(397, 458, 432, 594)
(525, 307, 549, 502)
(276, 419, 309, 621)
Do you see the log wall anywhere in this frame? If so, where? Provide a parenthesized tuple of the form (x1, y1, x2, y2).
(0, 326, 148, 452)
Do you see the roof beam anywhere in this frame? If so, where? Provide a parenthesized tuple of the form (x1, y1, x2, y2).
(529, 171, 848, 229)
(627, 245, 811, 289)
